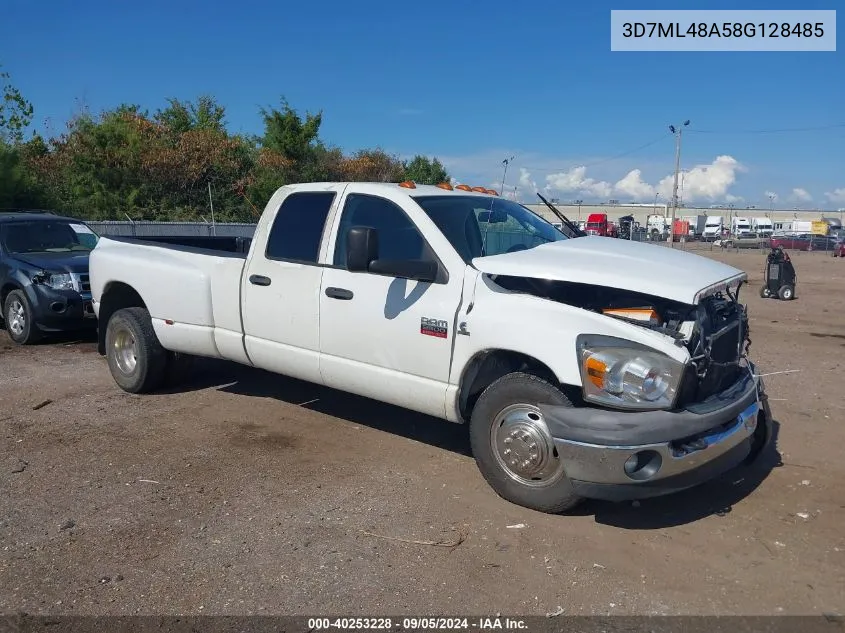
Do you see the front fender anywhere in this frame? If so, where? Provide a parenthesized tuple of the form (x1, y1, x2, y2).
(449, 273, 690, 389)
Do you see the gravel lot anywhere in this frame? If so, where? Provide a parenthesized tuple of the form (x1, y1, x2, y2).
(2, 248, 844, 616)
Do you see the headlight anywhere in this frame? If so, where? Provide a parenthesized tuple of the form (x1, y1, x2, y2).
(46, 273, 74, 291)
(577, 334, 685, 410)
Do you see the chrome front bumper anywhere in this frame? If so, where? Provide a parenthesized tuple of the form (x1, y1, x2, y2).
(539, 367, 766, 500)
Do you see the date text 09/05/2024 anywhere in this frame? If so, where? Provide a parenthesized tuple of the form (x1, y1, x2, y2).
(622, 22, 825, 39)
(307, 617, 528, 630)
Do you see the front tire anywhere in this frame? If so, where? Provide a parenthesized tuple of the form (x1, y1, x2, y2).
(469, 372, 583, 514)
(4, 290, 42, 345)
(759, 286, 772, 299)
(105, 307, 167, 393)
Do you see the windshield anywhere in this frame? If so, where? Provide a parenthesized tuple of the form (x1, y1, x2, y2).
(1, 220, 99, 254)
(412, 195, 566, 262)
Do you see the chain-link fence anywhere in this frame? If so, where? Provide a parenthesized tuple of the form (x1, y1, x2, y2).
(87, 221, 257, 239)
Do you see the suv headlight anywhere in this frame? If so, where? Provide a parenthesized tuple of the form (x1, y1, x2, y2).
(576, 334, 685, 410)
(46, 273, 74, 291)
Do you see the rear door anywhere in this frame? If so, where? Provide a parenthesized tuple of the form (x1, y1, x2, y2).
(241, 185, 345, 385)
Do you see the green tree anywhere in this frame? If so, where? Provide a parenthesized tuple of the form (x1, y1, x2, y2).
(259, 98, 322, 165)
(402, 154, 449, 185)
(155, 95, 227, 135)
(0, 65, 34, 145)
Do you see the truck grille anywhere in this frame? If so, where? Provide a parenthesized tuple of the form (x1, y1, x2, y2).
(676, 296, 746, 407)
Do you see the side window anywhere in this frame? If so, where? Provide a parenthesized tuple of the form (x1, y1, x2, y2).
(265, 191, 335, 262)
(334, 194, 427, 267)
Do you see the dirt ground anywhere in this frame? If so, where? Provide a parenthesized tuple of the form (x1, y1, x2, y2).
(1, 247, 844, 617)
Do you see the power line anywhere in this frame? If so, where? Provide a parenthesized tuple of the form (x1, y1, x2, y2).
(689, 122, 845, 135)
(522, 135, 670, 172)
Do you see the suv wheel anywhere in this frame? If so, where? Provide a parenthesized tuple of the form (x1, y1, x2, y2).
(4, 290, 42, 345)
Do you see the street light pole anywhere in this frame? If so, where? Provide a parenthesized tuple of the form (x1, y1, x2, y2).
(668, 120, 690, 247)
(500, 155, 515, 195)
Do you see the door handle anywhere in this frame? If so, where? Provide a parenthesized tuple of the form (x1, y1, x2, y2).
(249, 274, 271, 286)
(325, 287, 353, 300)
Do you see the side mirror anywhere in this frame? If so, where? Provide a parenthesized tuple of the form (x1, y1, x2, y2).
(368, 259, 439, 283)
(346, 226, 378, 272)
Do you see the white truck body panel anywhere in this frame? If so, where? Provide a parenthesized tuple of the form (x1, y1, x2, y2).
(472, 236, 745, 306)
(89, 238, 245, 360)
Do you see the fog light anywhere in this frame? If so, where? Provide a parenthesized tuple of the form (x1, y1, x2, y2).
(623, 450, 662, 481)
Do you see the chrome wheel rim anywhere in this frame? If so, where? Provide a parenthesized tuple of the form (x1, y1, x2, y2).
(489, 404, 565, 487)
(7, 299, 25, 336)
(112, 327, 138, 374)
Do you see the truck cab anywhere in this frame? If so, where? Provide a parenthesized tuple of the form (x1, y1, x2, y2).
(702, 216, 723, 241)
(585, 213, 609, 236)
(89, 182, 771, 514)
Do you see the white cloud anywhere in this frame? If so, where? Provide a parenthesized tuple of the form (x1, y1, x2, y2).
(545, 166, 613, 199)
(725, 194, 744, 203)
(791, 188, 812, 202)
(614, 169, 655, 200)
(540, 156, 743, 203)
(825, 188, 845, 203)
(654, 156, 743, 202)
(518, 167, 537, 192)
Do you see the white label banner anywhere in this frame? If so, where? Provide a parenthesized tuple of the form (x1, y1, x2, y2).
(611, 10, 836, 51)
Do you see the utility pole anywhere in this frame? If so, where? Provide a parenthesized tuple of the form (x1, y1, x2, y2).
(668, 120, 690, 247)
(500, 156, 515, 196)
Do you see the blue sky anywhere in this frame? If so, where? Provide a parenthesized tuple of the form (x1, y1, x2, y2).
(2, 0, 843, 208)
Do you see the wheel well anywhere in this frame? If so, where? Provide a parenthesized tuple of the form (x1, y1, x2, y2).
(457, 350, 581, 422)
(97, 282, 147, 355)
(1, 282, 22, 311)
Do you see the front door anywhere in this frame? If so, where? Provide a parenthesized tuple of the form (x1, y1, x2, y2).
(318, 192, 465, 419)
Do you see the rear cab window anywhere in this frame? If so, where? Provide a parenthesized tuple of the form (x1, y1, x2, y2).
(265, 192, 336, 263)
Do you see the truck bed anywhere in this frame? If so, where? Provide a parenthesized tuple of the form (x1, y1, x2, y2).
(132, 235, 253, 254)
(89, 236, 249, 364)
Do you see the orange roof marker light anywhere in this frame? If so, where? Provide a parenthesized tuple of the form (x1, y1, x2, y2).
(435, 182, 454, 190)
(484, 188, 499, 195)
(455, 184, 472, 191)
(471, 186, 487, 192)
(398, 181, 417, 189)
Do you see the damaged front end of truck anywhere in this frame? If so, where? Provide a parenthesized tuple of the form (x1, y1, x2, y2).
(472, 240, 772, 500)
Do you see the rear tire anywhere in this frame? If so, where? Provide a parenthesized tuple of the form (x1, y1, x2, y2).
(778, 284, 795, 301)
(105, 307, 167, 393)
(469, 372, 583, 514)
(759, 286, 772, 299)
(4, 289, 42, 345)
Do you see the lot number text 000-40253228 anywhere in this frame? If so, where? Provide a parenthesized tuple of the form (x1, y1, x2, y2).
(610, 9, 836, 51)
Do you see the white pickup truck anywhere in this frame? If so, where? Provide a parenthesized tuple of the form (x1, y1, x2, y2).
(89, 182, 771, 513)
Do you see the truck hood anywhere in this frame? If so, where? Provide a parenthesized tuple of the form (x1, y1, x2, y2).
(472, 237, 746, 305)
(13, 251, 90, 274)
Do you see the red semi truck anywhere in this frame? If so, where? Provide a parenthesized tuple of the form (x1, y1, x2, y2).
(585, 213, 609, 236)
